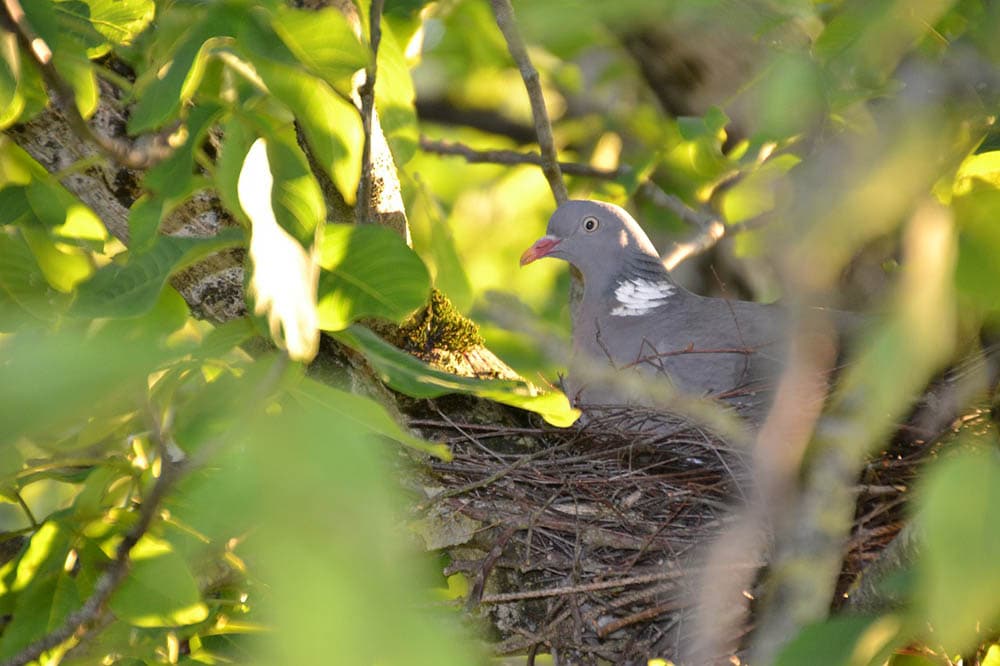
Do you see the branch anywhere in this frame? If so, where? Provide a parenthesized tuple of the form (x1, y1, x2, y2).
(640, 182, 728, 271)
(489, 0, 568, 205)
(418, 136, 624, 178)
(356, 0, 384, 225)
(418, 137, 771, 267)
(2, 460, 184, 666)
(1, 0, 178, 169)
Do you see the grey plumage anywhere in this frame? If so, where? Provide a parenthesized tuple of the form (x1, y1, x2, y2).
(522, 200, 789, 422)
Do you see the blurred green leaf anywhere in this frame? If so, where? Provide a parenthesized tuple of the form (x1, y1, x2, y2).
(73, 228, 244, 318)
(917, 446, 1000, 653)
(245, 394, 481, 665)
(19, 225, 93, 292)
(334, 325, 579, 427)
(0, 323, 175, 444)
(0, 231, 72, 321)
(776, 614, 899, 666)
(290, 376, 451, 460)
(316, 223, 430, 330)
(109, 535, 209, 627)
(954, 189, 1000, 309)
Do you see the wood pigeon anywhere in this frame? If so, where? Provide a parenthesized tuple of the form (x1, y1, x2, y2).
(521, 200, 790, 422)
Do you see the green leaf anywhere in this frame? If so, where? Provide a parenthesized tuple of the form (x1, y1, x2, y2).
(242, 38, 364, 204)
(20, 225, 93, 292)
(263, 126, 326, 246)
(54, 0, 155, 51)
(775, 614, 899, 666)
(215, 116, 256, 219)
(109, 535, 209, 627)
(0, 231, 72, 321)
(918, 446, 1000, 653)
(334, 325, 580, 427)
(73, 228, 244, 318)
(290, 376, 451, 460)
(271, 6, 369, 96)
(374, 23, 418, 165)
(128, 18, 227, 133)
(0, 522, 78, 660)
(316, 223, 430, 331)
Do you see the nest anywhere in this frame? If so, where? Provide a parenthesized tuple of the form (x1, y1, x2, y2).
(407, 405, 925, 665)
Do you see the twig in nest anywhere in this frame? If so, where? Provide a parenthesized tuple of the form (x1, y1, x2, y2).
(1, 0, 179, 169)
(489, 0, 568, 205)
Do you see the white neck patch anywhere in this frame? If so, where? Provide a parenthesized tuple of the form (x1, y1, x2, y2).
(610, 278, 675, 317)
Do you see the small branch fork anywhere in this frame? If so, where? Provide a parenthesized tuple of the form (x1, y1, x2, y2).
(1, 0, 178, 169)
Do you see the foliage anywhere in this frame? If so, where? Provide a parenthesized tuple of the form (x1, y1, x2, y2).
(0, 0, 999, 663)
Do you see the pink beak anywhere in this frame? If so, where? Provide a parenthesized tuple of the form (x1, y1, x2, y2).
(520, 235, 561, 266)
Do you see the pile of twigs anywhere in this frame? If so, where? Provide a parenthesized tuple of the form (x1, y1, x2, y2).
(409, 406, 917, 664)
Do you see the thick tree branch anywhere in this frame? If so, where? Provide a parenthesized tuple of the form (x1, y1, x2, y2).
(356, 0, 384, 225)
(1, 0, 178, 169)
(489, 0, 568, 205)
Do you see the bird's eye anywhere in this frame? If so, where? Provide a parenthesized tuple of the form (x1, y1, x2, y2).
(582, 216, 599, 232)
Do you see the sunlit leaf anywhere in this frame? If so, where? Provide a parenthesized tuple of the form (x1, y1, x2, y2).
(0, 30, 24, 129)
(316, 224, 430, 331)
(334, 325, 580, 427)
(271, 6, 369, 95)
(290, 376, 451, 459)
(54, 0, 155, 52)
(109, 535, 209, 627)
(243, 43, 364, 204)
(0, 323, 177, 444)
(239, 137, 320, 361)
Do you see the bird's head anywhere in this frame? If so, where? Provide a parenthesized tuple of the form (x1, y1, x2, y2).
(520, 200, 667, 291)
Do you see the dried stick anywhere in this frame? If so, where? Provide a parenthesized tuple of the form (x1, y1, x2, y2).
(489, 0, 568, 205)
(1, 0, 178, 169)
(356, 0, 385, 224)
(479, 563, 756, 605)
